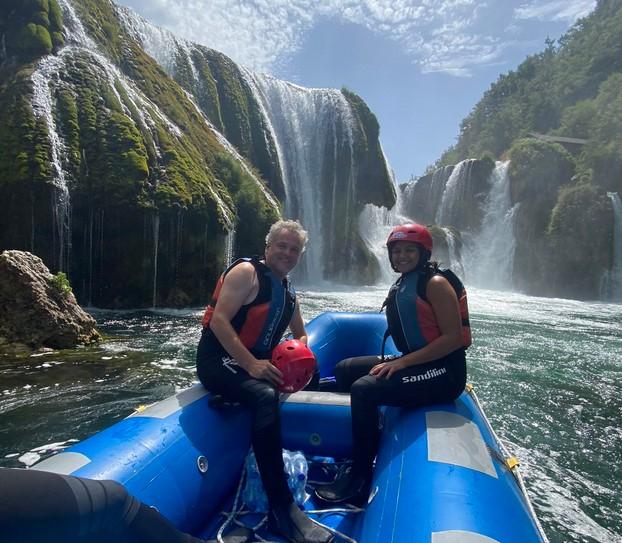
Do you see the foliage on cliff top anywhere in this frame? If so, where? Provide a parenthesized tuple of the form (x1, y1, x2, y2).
(436, 0, 622, 183)
(559, 72, 622, 192)
(507, 139, 575, 204)
(546, 183, 612, 297)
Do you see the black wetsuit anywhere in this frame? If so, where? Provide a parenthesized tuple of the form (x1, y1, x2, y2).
(0, 467, 203, 543)
(333, 349, 466, 473)
(196, 338, 292, 506)
(197, 258, 296, 507)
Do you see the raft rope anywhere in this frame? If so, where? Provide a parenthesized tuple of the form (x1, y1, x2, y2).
(466, 384, 550, 543)
(217, 448, 251, 543)
(216, 451, 361, 543)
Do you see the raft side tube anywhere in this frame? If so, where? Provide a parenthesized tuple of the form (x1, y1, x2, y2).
(34, 387, 251, 533)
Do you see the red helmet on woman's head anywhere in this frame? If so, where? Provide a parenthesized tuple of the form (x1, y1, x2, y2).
(271, 339, 316, 393)
(386, 223, 433, 252)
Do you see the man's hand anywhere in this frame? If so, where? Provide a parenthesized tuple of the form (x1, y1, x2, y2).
(247, 358, 286, 389)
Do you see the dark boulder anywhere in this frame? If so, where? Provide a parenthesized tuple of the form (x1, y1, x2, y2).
(0, 250, 101, 352)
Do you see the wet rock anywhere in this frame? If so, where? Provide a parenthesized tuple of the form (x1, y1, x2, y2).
(0, 250, 101, 352)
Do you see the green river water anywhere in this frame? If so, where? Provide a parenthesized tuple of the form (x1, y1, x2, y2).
(1, 286, 621, 543)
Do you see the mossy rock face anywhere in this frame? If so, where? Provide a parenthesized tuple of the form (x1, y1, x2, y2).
(342, 88, 396, 210)
(508, 139, 577, 294)
(0, 0, 63, 61)
(400, 157, 494, 231)
(428, 225, 465, 274)
(545, 183, 613, 298)
(400, 165, 454, 224)
(0, 1, 282, 308)
(448, 158, 495, 231)
(1, 0, 393, 300)
(316, 88, 393, 284)
(508, 139, 575, 295)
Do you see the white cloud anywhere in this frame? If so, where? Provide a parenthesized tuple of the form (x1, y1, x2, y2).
(514, 0, 596, 22)
(117, 0, 596, 76)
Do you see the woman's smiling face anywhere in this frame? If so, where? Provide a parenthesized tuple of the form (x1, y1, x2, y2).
(390, 241, 420, 273)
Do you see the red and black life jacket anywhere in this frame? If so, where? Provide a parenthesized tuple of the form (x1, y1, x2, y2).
(201, 257, 296, 358)
(383, 267, 471, 355)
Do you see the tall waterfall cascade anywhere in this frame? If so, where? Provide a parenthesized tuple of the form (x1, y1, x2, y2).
(22, 1, 396, 295)
(360, 177, 410, 284)
(603, 192, 622, 301)
(463, 161, 517, 288)
(114, 5, 398, 285)
(241, 72, 358, 282)
(436, 159, 476, 226)
(31, 54, 71, 273)
(441, 227, 465, 277)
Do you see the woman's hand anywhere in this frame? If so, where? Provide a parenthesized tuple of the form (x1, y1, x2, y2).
(369, 357, 408, 379)
(247, 358, 285, 388)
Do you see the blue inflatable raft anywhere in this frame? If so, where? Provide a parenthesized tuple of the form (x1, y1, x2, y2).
(33, 312, 549, 542)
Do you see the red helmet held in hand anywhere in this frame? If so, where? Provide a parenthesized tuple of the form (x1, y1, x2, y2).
(386, 223, 433, 252)
(271, 339, 316, 393)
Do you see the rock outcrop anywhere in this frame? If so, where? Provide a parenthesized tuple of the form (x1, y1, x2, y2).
(0, 250, 101, 352)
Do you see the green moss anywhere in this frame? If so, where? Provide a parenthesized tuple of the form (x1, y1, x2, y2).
(32, 10, 50, 27)
(1, 0, 63, 60)
(192, 48, 224, 131)
(17, 23, 53, 57)
(214, 153, 279, 255)
(56, 89, 81, 174)
(48, 0, 62, 30)
(342, 87, 395, 209)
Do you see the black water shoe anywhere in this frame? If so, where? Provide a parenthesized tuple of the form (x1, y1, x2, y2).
(268, 501, 334, 543)
(314, 469, 370, 507)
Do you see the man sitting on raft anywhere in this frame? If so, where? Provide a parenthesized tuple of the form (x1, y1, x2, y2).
(196, 219, 333, 543)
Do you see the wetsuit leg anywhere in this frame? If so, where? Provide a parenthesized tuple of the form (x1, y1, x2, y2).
(348, 349, 467, 473)
(333, 355, 382, 392)
(197, 336, 335, 543)
(0, 468, 203, 543)
(317, 350, 466, 505)
(197, 335, 291, 506)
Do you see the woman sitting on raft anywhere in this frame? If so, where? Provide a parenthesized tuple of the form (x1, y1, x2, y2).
(315, 223, 471, 506)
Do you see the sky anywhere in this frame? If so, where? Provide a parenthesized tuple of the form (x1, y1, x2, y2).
(115, 0, 597, 183)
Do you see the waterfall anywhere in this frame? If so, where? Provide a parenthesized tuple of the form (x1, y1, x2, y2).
(360, 183, 410, 284)
(603, 192, 622, 301)
(31, 55, 70, 272)
(118, 8, 274, 225)
(436, 159, 475, 226)
(241, 72, 357, 282)
(464, 161, 517, 289)
(441, 227, 465, 277)
(224, 228, 236, 267)
(117, 6, 200, 84)
(399, 164, 454, 225)
(152, 212, 160, 308)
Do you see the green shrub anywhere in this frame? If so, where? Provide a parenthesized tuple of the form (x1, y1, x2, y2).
(50, 272, 73, 296)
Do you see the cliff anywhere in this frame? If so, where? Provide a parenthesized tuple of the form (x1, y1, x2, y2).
(0, 0, 395, 306)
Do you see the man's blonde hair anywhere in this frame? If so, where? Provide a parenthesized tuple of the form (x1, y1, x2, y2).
(265, 220, 308, 252)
